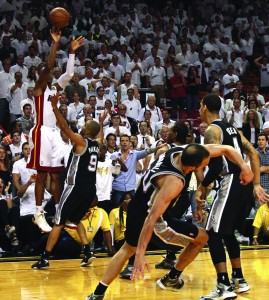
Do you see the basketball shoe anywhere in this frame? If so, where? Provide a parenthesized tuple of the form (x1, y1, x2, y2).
(119, 264, 133, 279)
(80, 252, 96, 267)
(156, 273, 184, 291)
(231, 277, 250, 293)
(200, 283, 237, 300)
(31, 258, 49, 270)
(155, 258, 175, 269)
(85, 294, 104, 300)
(33, 210, 52, 232)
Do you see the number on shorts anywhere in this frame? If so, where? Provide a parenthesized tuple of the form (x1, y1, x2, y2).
(88, 154, 98, 172)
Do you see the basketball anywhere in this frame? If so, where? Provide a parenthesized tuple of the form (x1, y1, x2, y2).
(49, 7, 70, 29)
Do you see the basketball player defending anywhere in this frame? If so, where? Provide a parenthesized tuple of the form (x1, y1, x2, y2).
(86, 142, 253, 300)
(32, 92, 102, 269)
(197, 94, 269, 300)
(27, 27, 84, 232)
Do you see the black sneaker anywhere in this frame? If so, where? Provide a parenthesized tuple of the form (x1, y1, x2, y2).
(155, 258, 175, 269)
(156, 273, 184, 291)
(119, 264, 133, 280)
(80, 252, 96, 267)
(85, 293, 104, 300)
(31, 258, 49, 269)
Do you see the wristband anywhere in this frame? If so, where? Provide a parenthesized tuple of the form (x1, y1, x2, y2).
(253, 236, 258, 238)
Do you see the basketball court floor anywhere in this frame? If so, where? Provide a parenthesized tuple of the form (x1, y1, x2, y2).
(0, 246, 268, 300)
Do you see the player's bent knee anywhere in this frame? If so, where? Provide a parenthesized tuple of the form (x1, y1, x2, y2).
(194, 227, 208, 245)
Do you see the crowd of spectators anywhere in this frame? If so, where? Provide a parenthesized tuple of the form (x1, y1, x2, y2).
(1, 0, 269, 257)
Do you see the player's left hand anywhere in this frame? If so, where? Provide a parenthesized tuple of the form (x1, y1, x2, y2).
(70, 36, 85, 53)
(131, 255, 150, 281)
(254, 184, 269, 205)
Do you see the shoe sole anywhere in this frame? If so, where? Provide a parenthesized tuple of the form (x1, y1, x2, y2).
(119, 274, 131, 280)
(155, 263, 173, 269)
(32, 218, 52, 233)
(200, 296, 237, 300)
(80, 256, 96, 267)
(233, 286, 250, 294)
(156, 278, 184, 291)
(32, 266, 49, 270)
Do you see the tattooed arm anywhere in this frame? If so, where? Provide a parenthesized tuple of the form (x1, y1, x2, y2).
(239, 132, 269, 204)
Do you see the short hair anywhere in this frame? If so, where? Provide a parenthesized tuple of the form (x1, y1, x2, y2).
(22, 142, 29, 150)
(181, 144, 210, 168)
(139, 121, 149, 128)
(202, 93, 221, 112)
(257, 133, 268, 141)
(85, 120, 100, 138)
(11, 130, 20, 138)
(106, 133, 116, 142)
(23, 103, 31, 110)
(120, 134, 130, 142)
(96, 86, 104, 92)
(171, 122, 189, 143)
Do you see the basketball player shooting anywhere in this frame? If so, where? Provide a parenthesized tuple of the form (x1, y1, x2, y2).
(27, 27, 84, 232)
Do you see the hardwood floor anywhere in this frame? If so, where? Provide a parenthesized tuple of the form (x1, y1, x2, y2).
(0, 248, 268, 300)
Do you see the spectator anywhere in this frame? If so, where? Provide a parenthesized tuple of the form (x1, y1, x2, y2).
(79, 68, 97, 100)
(252, 85, 265, 106)
(226, 98, 245, 129)
(247, 96, 263, 129)
(126, 53, 144, 88)
(117, 72, 139, 106)
(105, 133, 117, 159)
(0, 146, 11, 187)
(170, 65, 187, 111)
(155, 108, 175, 137)
(109, 55, 125, 82)
(185, 65, 201, 116)
(254, 55, 269, 95)
(110, 134, 151, 208)
(16, 103, 34, 135)
(0, 179, 19, 246)
(147, 56, 166, 103)
(252, 202, 269, 245)
(23, 46, 42, 69)
(96, 143, 127, 215)
(0, 58, 14, 127)
(0, 36, 17, 64)
(10, 55, 28, 82)
(242, 110, 260, 148)
(64, 73, 87, 103)
(104, 113, 130, 146)
(26, 66, 38, 88)
(195, 122, 208, 145)
(137, 121, 155, 150)
(256, 133, 269, 195)
(6, 71, 28, 122)
(222, 65, 239, 96)
(193, 52, 210, 91)
(138, 96, 162, 124)
(122, 88, 141, 120)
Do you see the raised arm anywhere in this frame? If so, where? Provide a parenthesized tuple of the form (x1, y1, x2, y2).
(51, 94, 86, 151)
(35, 27, 61, 96)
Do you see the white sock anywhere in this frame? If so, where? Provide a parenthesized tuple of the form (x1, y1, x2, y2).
(36, 205, 43, 214)
(55, 203, 59, 211)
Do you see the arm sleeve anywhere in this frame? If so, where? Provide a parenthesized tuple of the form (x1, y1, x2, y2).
(57, 54, 75, 88)
(201, 157, 223, 187)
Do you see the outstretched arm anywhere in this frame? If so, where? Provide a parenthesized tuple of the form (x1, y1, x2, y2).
(51, 94, 85, 151)
(35, 27, 61, 96)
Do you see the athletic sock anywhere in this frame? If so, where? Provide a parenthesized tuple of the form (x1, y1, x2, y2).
(168, 266, 182, 279)
(94, 281, 108, 296)
(36, 206, 43, 214)
(232, 268, 243, 278)
(41, 250, 50, 260)
(217, 272, 230, 286)
(166, 250, 177, 260)
(82, 244, 90, 254)
(55, 203, 59, 211)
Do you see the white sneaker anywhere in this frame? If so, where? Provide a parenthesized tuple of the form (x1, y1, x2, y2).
(33, 211, 52, 232)
(200, 283, 237, 300)
(231, 277, 250, 293)
(65, 220, 78, 229)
